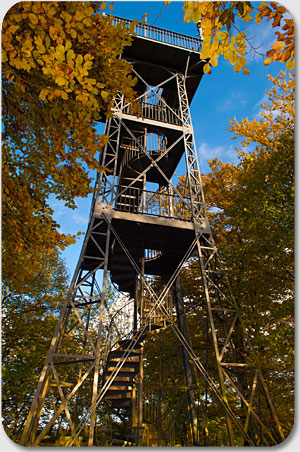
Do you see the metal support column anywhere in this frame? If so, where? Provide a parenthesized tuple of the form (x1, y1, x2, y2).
(174, 277, 199, 446)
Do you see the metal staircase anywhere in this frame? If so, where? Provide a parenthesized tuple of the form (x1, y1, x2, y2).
(104, 338, 142, 412)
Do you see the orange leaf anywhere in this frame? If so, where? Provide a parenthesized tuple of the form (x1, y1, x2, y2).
(272, 40, 285, 51)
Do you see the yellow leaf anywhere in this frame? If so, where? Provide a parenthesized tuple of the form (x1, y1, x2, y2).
(286, 59, 295, 71)
(229, 53, 238, 66)
(56, 77, 66, 86)
(210, 54, 218, 68)
(61, 91, 68, 100)
(255, 12, 262, 24)
(272, 41, 285, 51)
(83, 17, 93, 27)
(203, 62, 210, 74)
(101, 90, 109, 101)
(242, 13, 252, 23)
(101, 2, 107, 10)
(234, 62, 242, 73)
(264, 57, 272, 66)
(243, 68, 250, 76)
(65, 40, 72, 51)
(84, 60, 93, 70)
(216, 30, 228, 41)
(258, 2, 267, 11)
(238, 56, 247, 67)
(39, 89, 49, 101)
(75, 10, 85, 21)
(76, 54, 83, 66)
(86, 6, 94, 16)
(70, 28, 77, 39)
(184, 9, 194, 23)
(28, 13, 38, 25)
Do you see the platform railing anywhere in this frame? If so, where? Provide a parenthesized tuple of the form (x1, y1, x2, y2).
(112, 16, 202, 53)
(114, 185, 193, 221)
(123, 100, 182, 125)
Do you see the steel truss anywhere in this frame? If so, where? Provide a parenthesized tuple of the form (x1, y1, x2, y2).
(21, 57, 284, 447)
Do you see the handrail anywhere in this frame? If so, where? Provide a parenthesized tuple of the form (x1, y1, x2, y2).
(144, 248, 163, 262)
(112, 15, 202, 53)
(115, 185, 193, 221)
(104, 298, 136, 357)
(119, 133, 167, 176)
(123, 100, 182, 125)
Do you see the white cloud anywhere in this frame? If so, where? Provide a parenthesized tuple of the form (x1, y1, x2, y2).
(216, 90, 247, 112)
(49, 198, 68, 220)
(198, 142, 237, 163)
(71, 212, 89, 225)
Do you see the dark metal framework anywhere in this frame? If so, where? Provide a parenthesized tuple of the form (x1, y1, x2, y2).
(21, 18, 284, 447)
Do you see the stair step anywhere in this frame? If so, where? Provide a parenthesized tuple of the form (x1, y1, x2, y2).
(108, 356, 140, 364)
(105, 390, 132, 400)
(108, 384, 133, 391)
(127, 434, 143, 440)
(109, 263, 136, 271)
(117, 284, 133, 293)
(106, 370, 137, 378)
(109, 350, 141, 358)
(106, 363, 139, 373)
(106, 375, 135, 382)
(118, 338, 144, 347)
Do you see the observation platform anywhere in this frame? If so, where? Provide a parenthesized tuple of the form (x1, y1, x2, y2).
(83, 201, 209, 295)
(113, 16, 205, 106)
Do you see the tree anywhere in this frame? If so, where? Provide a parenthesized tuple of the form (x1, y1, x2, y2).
(164, 1, 294, 74)
(2, 250, 69, 442)
(198, 70, 294, 436)
(2, 1, 137, 291)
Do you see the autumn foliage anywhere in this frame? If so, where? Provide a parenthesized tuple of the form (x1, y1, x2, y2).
(176, 1, 295, 74)
(200, 71, 294, 433)
(2, 1, 137, 291)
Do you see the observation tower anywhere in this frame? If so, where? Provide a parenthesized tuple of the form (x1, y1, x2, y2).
(21, 17, 283, 447)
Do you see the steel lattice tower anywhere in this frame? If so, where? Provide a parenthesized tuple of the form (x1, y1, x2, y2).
(21, 18, 284, 447)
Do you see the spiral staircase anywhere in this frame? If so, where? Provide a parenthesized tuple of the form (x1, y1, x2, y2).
(101, 293, 171, 446)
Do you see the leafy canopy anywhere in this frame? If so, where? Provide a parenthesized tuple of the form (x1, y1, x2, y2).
(2, 1, 137, 291)
(2, 250, 69, 441)
(200, 71, 294, 435)
(164, 1, 294, 74)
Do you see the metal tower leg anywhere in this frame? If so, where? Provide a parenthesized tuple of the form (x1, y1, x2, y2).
(174, 277, 199, 446)
(20, 215, 112, 446)
(175, 72, 284, 446)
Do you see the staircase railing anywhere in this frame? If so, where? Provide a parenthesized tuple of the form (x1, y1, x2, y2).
(144, 248, 163, 262)
(104, 299, 136, 358)
(142, 390, 179, 446)
(119, 133, 167, 177)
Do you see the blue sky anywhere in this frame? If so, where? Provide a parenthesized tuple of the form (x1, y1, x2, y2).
(1, 0, 297, 279)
